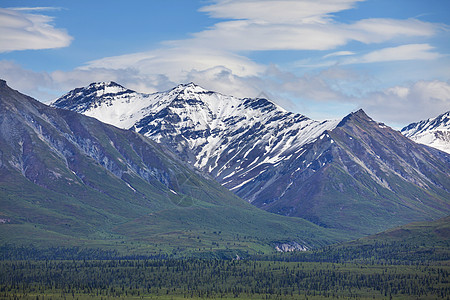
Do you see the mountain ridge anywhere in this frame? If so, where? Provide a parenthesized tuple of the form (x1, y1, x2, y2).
(401, 111, 450, 154)
(53, 81, 339, 188)
(52, 81, 450, 235)
(1, 79, 348, 255)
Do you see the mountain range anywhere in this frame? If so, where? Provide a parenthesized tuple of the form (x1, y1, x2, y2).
(401, 111, 450, 154)
(0, 79, 350, 256)
(52, 81, 450, 235)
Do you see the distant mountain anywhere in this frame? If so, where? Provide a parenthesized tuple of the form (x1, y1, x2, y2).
(53, 82, 450, 235)
(0, 79, 348, 256)
(401, 111, 450, 154)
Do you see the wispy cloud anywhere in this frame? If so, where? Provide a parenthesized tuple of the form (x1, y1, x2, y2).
(199, 0, 363, 24)
(78, 0, 442, 98)
(83, 47, 264, 80)
(0, 7, 72, 52)
(81, 0, 442, 82)
(323, 51, 355, 58)
(344, 44, 442, 64)
(8, 7, 63, 12)
(1, 58, 448, 127)
(345, 18, 437, 43)
(181, 1, 438, 52)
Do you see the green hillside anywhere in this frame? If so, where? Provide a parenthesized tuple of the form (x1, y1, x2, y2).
(261, 215, 450, 264)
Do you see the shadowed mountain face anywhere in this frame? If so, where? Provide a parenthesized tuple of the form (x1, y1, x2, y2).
(251, 110, 450, 233)
(53, 82, 450, 235)
(0, 80, 348, 255)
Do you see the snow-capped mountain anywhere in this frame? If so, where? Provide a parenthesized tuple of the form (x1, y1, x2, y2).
(53, 82, 450, 234)
(53, 82, 338, 192)
(2, 79, 342, 252)
(401, 111, 450, 154)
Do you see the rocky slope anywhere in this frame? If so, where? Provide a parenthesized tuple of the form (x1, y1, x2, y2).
(252, 109, 450, 233)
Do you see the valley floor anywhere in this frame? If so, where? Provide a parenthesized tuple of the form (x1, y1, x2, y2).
(1, 259, 449, 299)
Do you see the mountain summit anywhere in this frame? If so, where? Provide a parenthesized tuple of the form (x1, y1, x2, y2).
(53, 82, 337, 177)
(401, 111, 450, 154)
(53, 82, 450, 235)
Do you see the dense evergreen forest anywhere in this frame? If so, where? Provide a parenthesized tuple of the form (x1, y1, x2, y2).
(1, 259, 449, 299)
(1, 240, 449, 300)
(2, 217, 448, 299)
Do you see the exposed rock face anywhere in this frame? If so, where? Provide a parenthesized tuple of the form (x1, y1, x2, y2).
(275, 242, 309, 252)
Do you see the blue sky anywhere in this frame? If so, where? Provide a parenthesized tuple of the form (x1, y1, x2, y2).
(0, 0, 449, 127)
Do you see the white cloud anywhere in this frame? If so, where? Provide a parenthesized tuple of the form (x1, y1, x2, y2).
(2, 59, 449, 128)
(0, 7, 72, 52)
(76, 0, 442, 93)
(184, 21, 349, 51)
(361, 80, 450, 125)
(83, 47, 264, 81)
(346, 18, 437, 43)
(323, 51, 355, 58)
(174, 16, 438, 53)
(8, 7, 63, 12)
(264, 65, 344, 102)
(200, 0, 363, 24)
(0, 60, 53, 98)
(76, 0, 441, 75)
(0, 58, 263, 102)
(344, 44, 442, 64)
(184, 1, 439, 52)
(0, 60, 169, 101)
(184, 66, 265, 99)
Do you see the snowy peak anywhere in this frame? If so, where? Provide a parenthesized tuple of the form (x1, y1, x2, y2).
(402, 111, 450, 135)
(52, 81, 338, 178)
(170, 82, 209, 94)
(51, 81, 450, 235)
(401, 111, 450, 154)
(88, 81, 129, 92)
(62, 81, 132, 100)
(52, 81, 138, 114)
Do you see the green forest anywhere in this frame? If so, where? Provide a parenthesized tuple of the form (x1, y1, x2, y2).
(1, 258, 449, 299)
(1, 239, 449, 300)
(2, 216, 449, 299)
